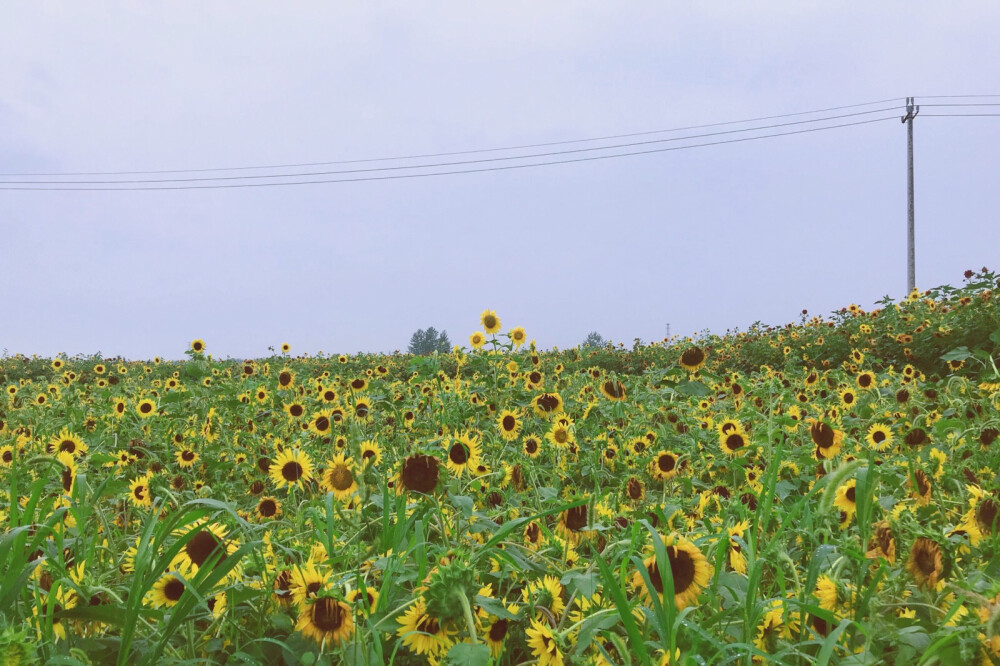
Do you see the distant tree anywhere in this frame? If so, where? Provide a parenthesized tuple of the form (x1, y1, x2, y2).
(581, 331, 607, 349)
(408, 327, 452, 355)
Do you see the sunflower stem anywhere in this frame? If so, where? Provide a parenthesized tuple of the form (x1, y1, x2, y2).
(457, 588, 478, 644)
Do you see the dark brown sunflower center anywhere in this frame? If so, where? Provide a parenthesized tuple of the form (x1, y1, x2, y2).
(311, 598, 346, 632)
(658, 454, 676, 472)
(417, 616, 440, 634)
(182, 451, 195, 461)
(564, 505, 587, 532)
(525, 440, 539, 454)
(680, 347, 705, 367)
(603, 381, 625, 398)
(279, 372, 292, 386)
(810, 423, 834, 449)
(536, 394, 560, 412)
(186, 529, 224, 567)
(627, 479, 643, 499)
(915, 544, 937, 575)
(401, 454, 439, 494)
(846, 486, 856, 502)
(483, 315, 497, 329)
(59, 440, 76, 452)
(978, 499, 998, 532)
(872, 430, 886, 443)
(140, 403, 152, 413)
(668, 546, 696, 593)
(259, 499, 277, 517)
(328, 466, 354, 491)
(726, 434, 746, 451)
(489, 618, 508, 641)
(449, 443, 469, 464)
(164, 578, 185, 601)
(502, 415, 516, 431)
(282, 461, 304, 482)
(314, 416, 331, 432)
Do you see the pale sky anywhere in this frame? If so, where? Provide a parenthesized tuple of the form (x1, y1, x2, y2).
(2, 3, 998, 359)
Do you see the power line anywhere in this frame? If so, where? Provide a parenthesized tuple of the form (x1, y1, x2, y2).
(0, 116, 898, 191)
(0, 107, 902, 185)
(920, 103, 1000, 107)
(920, 113, 1000, 117)
(0, 97, 905, 178)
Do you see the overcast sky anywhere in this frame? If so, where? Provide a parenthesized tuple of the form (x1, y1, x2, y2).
(2, 3, 999, 360)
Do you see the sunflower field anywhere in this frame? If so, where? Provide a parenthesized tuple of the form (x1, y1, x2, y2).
(2, 269, 1000, 666)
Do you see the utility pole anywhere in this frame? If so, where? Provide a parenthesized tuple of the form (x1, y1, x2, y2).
(664, 323, 670, 340)
(902, 97, 919, 295)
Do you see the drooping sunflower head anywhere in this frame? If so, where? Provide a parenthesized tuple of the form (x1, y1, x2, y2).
(678, 346, 707, 372)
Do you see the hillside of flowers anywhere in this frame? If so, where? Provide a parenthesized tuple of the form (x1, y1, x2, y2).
(1, 269, 999, 665)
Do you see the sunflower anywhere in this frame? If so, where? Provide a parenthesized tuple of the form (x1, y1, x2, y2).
(865, 424, 893, 450)
(809, 420, 844, 460)
(728, 520, 750, 575)
(135, 399, 157, 418)
(556, 504, 590, 544)
(128, 474, 153, 508)
(815, 575, 838, 612)
(856, 371, 876, 390)
(190, 339, 206, 353)
(481, 310, 502, 334)
(651, 451, 680, 481)
(352, 397, 373, 423)
(345, 586, 380, 615)
(400, 454, 440, 495)
(469, 331, 486, 350)
(296, 596, 354, 645)
(0, 445, 13, 467)
(532, 392, 564, 418)
(445, 432, 480, 477)
(289, 562, 331, 610)
(270, 449, 314, 490)
(546, 421, 575, 449)
(320, 454, 358, 501)
(281, 342, 291, 353)
(525, 618, 563, 666)
(496, 409, 522, 441)
(284, 402, 306, 420)
(173, 523, 238, 576)
(600, 378, 627, 401)
(625, 477, 646, 503)
(396, 598, 455, 657)
(145, 572, 186, 608)
(866, 521, 896, 563)
(522, 575, 565, 616)
(906, 537, 944, 588)
(523, 436, 542, 459)
(48, 429, 87, 457)
(174, 449, 199, 468)
(57, 451, 77, 495)
(833, 479, 857, 522)
(631, 534, 714, 610)
(720, 429, 749, 456)
(308, 410, 334, 436)
(911, 469, 932, 506)
(255, 496, 282, 520)
(359, 440, 382, 467)
(678, 346, 707, 372)
(509, 326, 527, 348)
(838, 388, 858, 410)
